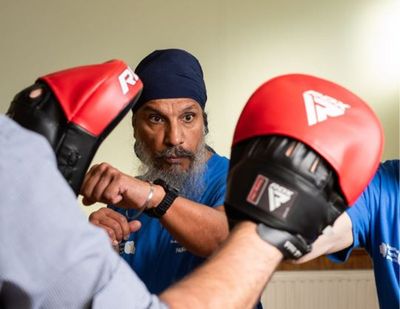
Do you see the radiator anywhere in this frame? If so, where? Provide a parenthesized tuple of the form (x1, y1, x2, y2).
(261, 270, 379, 309)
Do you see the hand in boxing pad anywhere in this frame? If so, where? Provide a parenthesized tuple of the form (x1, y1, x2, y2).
(225, 74, 383, 259)
(7, 60, 143, 195)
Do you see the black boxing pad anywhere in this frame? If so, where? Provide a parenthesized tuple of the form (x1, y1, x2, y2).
(225, 136, 346, 257)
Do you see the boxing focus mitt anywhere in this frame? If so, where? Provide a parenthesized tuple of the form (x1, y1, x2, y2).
(225, 74, 383, 259)
(7, 60, 142, 195)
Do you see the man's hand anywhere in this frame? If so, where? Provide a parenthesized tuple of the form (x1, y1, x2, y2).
(89, 207, 141, 245)
(81, 163, 132, 206)
(81, 162, 155, 210)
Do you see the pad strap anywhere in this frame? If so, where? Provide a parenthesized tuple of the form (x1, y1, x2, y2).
(256, 224, 311, 259)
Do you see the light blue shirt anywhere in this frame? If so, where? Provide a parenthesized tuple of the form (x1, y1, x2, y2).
(0, 115, 167, 308)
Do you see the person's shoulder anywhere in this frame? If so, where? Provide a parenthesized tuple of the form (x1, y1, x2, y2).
(350, 159, 399, 214)
(0, 116, 56, 168)
(371, 159, 399, 188)
(208, 151, 229, 167)
(379, 160, 399, 175)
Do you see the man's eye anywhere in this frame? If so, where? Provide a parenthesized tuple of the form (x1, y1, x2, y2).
(183, 113, 195, 122)
(149, 115, 163, 123)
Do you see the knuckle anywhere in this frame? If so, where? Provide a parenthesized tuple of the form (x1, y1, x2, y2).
(89, 211, 99, 221)
(109, 221, 120, 231)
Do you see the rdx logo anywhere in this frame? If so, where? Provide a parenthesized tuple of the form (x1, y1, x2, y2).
(303, 90, 350, 126)
(119, 67, 139, 95)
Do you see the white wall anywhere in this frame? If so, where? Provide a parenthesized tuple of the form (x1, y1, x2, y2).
(1, 0, 398, 212)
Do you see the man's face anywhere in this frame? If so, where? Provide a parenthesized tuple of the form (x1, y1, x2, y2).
(133, 98, 207, 172)
(132, 98, 208, 196)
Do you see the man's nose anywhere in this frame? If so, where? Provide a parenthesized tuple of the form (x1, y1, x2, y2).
(165, 122, 184, 147)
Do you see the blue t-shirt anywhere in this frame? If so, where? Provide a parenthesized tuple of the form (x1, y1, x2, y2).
(329, 160, 399, 309)
(114, 153, 229, 294)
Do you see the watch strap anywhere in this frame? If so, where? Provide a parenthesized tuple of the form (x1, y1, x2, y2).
(145, 179, 179, 218)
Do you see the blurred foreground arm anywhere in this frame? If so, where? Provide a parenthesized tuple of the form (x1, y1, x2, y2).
(161, 222, 283, 309)
(0, 117, 165, 309)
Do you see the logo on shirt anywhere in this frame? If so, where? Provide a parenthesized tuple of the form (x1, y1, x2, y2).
(123, 240, 136, 255)
(379, 242, 400, 265)
(171, 239, 187, 254)
(303, 90, 350, 126)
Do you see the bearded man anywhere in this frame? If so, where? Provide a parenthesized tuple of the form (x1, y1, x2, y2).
(81, 49, 230, 294)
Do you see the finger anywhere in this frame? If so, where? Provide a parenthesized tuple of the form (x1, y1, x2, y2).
(128, 220, 142, 233)
(98, 224, 118, 245)
(91, 172, 114, 203)
(98, 216, 124, 241)
(88, 217, 118, 244)
(105, 208, 131, 238)
(80, 164, 99, 194)
(100, 175, 124, 205)
(81, 164, 107, 199)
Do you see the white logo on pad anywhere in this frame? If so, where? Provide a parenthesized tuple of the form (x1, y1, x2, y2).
(303, 90, 350, 126)
(119, 67, 139, 95)
(268, 182, 294, 211)
(283, 240, 302, 258)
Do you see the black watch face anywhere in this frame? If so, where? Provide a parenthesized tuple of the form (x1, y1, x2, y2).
(153, 178, 165, 186)
(154, 178, 179, 194)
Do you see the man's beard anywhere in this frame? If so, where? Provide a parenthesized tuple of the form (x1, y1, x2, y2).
(133, 137, 208, 199)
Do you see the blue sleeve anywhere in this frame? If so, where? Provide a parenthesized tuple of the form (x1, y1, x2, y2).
(206, 155, 229, 207)
(212, 175, 227, 206)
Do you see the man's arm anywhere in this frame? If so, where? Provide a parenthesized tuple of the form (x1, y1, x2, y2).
(160, 221, 283, 309)
(293, 212, 354, 264)
(160, 202, 228, 257)
(81, 163, 229, 257)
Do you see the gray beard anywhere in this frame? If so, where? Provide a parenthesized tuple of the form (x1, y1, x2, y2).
(133, 138, 208, 199)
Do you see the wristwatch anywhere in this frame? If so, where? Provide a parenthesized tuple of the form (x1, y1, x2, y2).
(145, 179, 179, 218)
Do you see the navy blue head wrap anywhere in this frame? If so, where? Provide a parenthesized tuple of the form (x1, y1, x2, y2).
(133, 49, 207, 112)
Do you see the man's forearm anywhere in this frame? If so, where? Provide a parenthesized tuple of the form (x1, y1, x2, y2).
(161, 201, 229, 257)
(294, 212, 353, 264)
(160, 221, 283, 309)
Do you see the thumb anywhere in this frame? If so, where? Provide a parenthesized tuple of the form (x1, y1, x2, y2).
(129, 220, 142, 233)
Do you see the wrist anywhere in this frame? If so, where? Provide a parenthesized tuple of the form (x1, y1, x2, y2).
(256, 224, 311, 259)
(232, 221, 284, 262)
(145, 179, 179, 218)
(146, 183, 166, 209)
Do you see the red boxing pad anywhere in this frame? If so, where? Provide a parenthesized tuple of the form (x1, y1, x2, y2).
(233, 74, 383, 205)
(39, 59, 143, 136)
